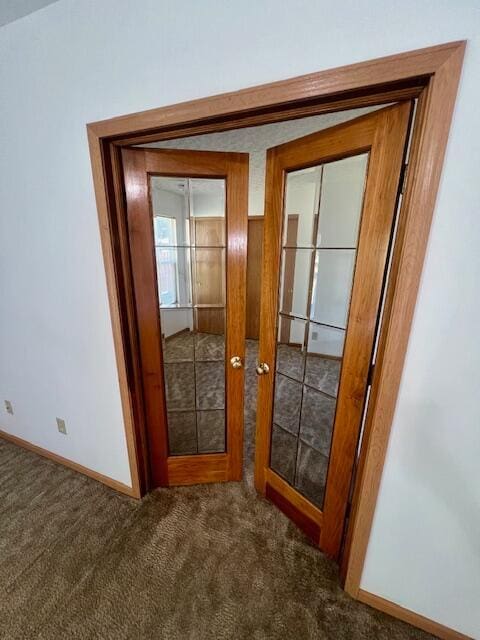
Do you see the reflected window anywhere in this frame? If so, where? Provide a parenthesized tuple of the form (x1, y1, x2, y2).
(154, 216, 178, 306)
(154, 215, 177, 246)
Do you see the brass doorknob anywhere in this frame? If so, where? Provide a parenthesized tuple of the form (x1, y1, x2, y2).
(230, 356, 243, 369)
(255, 362, 270, 375)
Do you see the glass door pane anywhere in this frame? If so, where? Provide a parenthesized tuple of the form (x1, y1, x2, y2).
(270, 153, 368, 508)
(151, 176, 227, 456)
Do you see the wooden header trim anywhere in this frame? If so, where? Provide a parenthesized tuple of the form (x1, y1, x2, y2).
(88, 42, 463, 141)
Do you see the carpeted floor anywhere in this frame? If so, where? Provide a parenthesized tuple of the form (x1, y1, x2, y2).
(0, 436, 434, 639)
(164, 332, 341, 508)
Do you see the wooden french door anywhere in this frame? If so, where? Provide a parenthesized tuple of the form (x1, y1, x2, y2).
(254, 103, 411, 558)
(122, 148, 248, 488)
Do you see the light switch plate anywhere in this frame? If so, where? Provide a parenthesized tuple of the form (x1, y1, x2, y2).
(56, 417, 67, 435)
(4, 400, 13, 415)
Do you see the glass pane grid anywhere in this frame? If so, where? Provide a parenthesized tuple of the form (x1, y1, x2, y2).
(310, 248, 357, 329)
(151, 175, 228, 457)
(163, 325, 227, 456)
(283, 245, 357, 250)
(279, 310, 347, 333)
(274, 367, 337, 401)
(270, 153, 368, 510)
(272, 305, 341, 507)
(156, 244, 226, 249)
(159, 304, 226, 309)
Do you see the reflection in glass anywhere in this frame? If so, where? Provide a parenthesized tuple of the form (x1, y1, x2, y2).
(167, 412, 197, 455)
(279, 248, 314, 318)
(192, 248, 225, 306)
(191, 178, 225, 245)
(196, 361, 225, 410)
(273, 374, 302, 435)
(270, 152, 368, 509)
(197, 411, 225, 453)
(299, 386, 336, 455)
(316, 155, 368, 247)
(295, 441, 329, 507)
(270, 424, 297, 484)
(310, 249, 356, 328)
(276, 316, 307, 382)
(282, 166, 321, 247)
(151, 175, 227, 456)
(195, 331, 225, 361)
(164, 361, 195, 411)
(306, 322, 345, 360)
(155, 247, 192, 307)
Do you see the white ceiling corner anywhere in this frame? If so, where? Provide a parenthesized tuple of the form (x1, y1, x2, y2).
(0, 0, 59, 28)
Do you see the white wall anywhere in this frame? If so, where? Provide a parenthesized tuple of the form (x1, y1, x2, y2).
(191, 191, 225, 218)
(0, 1, 479, 636)
(159, 309, 193, 338)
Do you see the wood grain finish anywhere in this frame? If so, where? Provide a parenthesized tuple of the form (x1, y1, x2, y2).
(320, 103, 411, 557)
(192, 232, 226, 334)
(107, 144, 150, 495)
(87, 132, 143, 498)
(122, 147, 248, 486)
(167, 453, 228, 486)
(266, 482, 321, 543)
(88, 42, 461, 141)
(357, 591, 473, 640)
(266, 467, 323, 527)
(122, 148, 170, 487)
(342, 42, 466, 596)
(193, 248, 225, 306)
(87, 41, 465, 636)
(110, 86, 422, 147)
(193, 217, 225, 246)
(246, 216, 264, 340)
(225, 152, 249, 479)
(255, 103, 411, 560)
(195, 308, 225, 335)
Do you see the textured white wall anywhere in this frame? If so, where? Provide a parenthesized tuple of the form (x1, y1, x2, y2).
(0, 1, 479, 636)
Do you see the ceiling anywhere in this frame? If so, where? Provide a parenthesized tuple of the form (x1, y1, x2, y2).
(0, 0, 58, 28)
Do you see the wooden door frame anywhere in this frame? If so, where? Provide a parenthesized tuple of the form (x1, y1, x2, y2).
(256, 102, 412, 561)
(86, 41, 465, 601)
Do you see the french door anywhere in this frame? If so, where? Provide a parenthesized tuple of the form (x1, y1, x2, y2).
(254, 103, 411, 558)
(122, 148, 248, 487)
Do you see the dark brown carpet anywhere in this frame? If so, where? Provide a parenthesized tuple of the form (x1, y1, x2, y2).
(0, 437, 434, 639)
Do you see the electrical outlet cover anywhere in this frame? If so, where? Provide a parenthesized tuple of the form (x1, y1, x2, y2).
(5, 400, 13, 415)
(56, 418, 67, 435)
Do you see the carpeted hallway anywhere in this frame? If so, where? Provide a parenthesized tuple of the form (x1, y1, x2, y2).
(0, 437, 433, 639)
